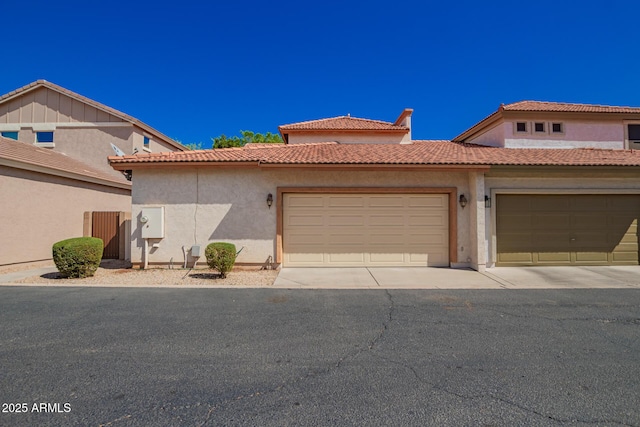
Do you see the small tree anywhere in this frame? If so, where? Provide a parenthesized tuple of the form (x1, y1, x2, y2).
(205, 242, 237, 278)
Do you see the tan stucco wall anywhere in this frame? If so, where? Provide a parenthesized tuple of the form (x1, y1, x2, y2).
(287, 132, 408, 144)
(467, 123, 505, 147)
(484, 172, 640, 267)
(131, 167, 475, 268)
(0, 166, 131, 265)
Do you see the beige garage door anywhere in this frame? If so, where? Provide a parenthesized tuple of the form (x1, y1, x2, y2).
(497, 194, 640, 266)
(283, 193, 449, 267)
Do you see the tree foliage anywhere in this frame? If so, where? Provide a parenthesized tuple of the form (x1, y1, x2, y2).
(212, 130, 282, 149)
(183, 142, 204, 150)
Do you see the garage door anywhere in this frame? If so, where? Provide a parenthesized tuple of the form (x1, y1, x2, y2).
(496, 194, 640, 266)
(283, 193, 449, 267)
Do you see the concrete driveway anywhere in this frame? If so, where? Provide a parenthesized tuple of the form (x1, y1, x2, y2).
(274, 266, 640, 289)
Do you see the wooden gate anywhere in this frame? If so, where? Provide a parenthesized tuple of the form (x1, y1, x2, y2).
(92, 212, 120, 259)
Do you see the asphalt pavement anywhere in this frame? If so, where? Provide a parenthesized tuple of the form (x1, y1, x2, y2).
(1, 287, 639, 426)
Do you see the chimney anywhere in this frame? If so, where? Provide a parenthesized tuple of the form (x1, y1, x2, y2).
(394, 108, 413, 143)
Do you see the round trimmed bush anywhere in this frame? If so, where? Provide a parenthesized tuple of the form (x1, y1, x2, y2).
(205, 242, 237, 278)
(52, 237, 104, 278)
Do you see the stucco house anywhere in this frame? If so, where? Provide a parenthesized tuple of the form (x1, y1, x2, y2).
(0, 80, 186, 266)
(109, 102, 640, 271)
(0, 80, 186, 181)
(0, 136, 131, 265)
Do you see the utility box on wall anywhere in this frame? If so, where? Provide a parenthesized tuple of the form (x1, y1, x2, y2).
(140, 207, 164, 239)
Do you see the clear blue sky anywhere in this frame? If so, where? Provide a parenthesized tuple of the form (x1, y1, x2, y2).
(2, 0, 639, 148)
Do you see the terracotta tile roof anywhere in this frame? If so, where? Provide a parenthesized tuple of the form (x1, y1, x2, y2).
(1, 136, 131, 188)
(279, 116, 409, 132)
(0, 80, 186, 151)
(503, 100, 640, 114)
(109, 140, 640, 168)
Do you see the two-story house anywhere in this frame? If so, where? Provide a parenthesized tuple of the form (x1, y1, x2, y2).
(0, 80, 186, 266)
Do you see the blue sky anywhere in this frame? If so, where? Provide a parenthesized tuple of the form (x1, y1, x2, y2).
(1, 0, 638, 148)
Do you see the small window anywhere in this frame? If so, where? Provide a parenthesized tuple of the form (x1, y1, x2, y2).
(143, 136, 150, 147)
(516, 122, 528, 133)
(552, 123, 564, 133)
(1, 131, 18, 140)
(628, 124, 640, 141)
(534, 122, 545, 133)
(36, 131, 54, 143)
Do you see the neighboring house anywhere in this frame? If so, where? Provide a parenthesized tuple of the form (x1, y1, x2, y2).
(0, 136, 131, 265)
(454, 101, 640, 149)
(0, 80, 186, 181)
(109, 103, 640, 271)
(0, 80, 186, 266)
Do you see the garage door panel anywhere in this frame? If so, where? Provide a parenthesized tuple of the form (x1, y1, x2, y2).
(370, 214, 405, 226)
(499, 214, 532, 232)
(369, 196, 404, 207)
(287, 252, 325, 263)
(574, 252, 609, 263)
(288, 195, 324, 208)
(327, 252, 366, 263)
(532, 197, 570, 211)
(328, 196, 365, 208)
(283, 193, 449, 267)
(328, 214, 365, 227)
(612, 251, 639, 262)
(408, 214, 446, 226)
(537, 252, 572, 263)
(498, 252, 535, 264)
(497, 194, 640, 266)
(533, 214, 570, 229)
(409, 195, 447, 208)
(288, 214, 324, 227)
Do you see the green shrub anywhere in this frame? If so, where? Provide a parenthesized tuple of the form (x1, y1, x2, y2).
(205, 242, 237, 278)
(52, 237, 103, 278)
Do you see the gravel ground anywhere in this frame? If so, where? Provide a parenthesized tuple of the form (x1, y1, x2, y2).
(10, 260, 279, 287)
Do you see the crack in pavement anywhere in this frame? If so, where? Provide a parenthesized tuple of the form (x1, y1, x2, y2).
(197, 290, 397, 426)
(371, 353, 637, 426)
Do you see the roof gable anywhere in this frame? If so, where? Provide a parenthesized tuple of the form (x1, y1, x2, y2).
(0, 80, 186, 151)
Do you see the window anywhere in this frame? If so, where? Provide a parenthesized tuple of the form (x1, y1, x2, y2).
(516, 122, 528, 133)
(1, 131, 18, 140)
(629, 124, 640, 142)
(143, 136, 150, 147)
(551, 123, 564, 133)
(36, 131, 54, 143)
(534, 122, 545, 133)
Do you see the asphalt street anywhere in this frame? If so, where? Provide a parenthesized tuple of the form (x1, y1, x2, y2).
(1, 287, 639, 426)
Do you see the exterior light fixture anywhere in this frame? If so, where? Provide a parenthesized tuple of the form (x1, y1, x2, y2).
(459, 194, 468, 209)
(267, 193, 273, 209)
(484, 195, 491, 208)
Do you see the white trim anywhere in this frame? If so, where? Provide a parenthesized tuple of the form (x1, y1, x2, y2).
(0, 124, 20, 132)
(0, 158, 131, 190)
(34, 142, 55, 148)
(31, 123, 56, 132)
(488, 188, 640, 267)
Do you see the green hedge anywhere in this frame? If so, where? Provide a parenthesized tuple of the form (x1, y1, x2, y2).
(52, 237, 103, 278)
(205, 242, 237, 278)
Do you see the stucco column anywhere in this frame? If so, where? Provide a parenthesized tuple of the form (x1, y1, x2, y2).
(468, 172, 486, 271)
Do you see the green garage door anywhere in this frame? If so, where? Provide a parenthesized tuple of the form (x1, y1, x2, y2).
(496, 194, 640, 266)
